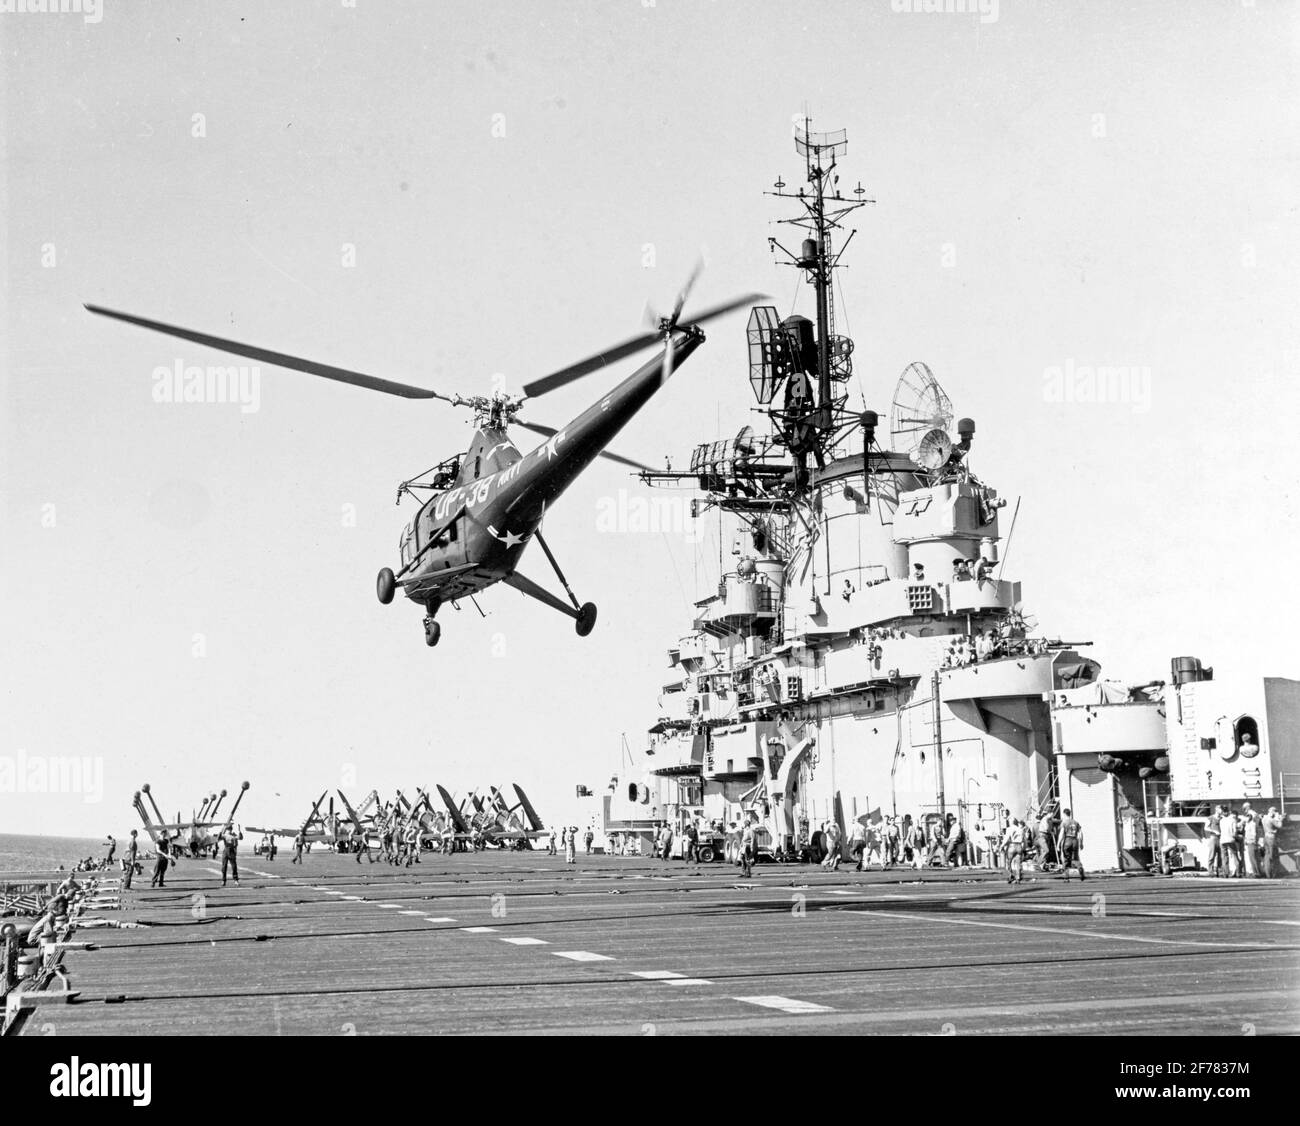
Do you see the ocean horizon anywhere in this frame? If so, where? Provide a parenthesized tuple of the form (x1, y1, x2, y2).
(0, 832, 112, 874)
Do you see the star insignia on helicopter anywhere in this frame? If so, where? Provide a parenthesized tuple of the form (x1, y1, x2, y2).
(540, 429, 567, 460)
(488, 525, 528, 549)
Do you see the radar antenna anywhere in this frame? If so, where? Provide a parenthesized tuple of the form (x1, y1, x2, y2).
(889, 361, 954, 464)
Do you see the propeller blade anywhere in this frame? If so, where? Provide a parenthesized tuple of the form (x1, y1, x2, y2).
(514, 419, 654, 472)
(521, 291, 765, 401)
(84, 304, 448, 401)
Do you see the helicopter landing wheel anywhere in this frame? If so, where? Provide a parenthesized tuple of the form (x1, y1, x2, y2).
(376, 567, 396, 605)
(574, 601, 598, 637)
(423, 619, 441, 647)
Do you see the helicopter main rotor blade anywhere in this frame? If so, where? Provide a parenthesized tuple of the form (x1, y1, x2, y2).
(669, 257, 705, 326)
(521, 291, 766, 400)
(84, 304, 448, 401)
(514, 419, 654, 473)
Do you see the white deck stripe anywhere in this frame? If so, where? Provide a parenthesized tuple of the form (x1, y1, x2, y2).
(735, 995, 833, 1014)
(553, 950, 613, 962)
(663, 978, 713, 986)
(462, 926, 498, 933)
(854, 909, 1290, 950)
(423, 917, 457, 923)
(500, 937, 548, 946)
(630, 970, 685, 980)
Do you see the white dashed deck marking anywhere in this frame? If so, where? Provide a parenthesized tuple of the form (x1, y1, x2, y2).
(855, 909, 1286, 950)
(423, 917, 457, 923)
(462, 926, 498, 934)
(376, 904, 402, 909)
(398, 910, 426, 916)
(553, 950, 613, 962)
(735, 995, 834, 1014)
(662, 977, 713, 986)
(500, 936, 548, 946)
(630, 970, 685, 980)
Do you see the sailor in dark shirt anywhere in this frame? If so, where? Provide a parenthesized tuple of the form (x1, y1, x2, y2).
(219, 826, 241, 886)
(150, 837, 171, 888)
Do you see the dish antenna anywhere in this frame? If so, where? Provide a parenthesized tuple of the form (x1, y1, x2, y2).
(914, 428, 954, 471)
(889, 362, 954, 465)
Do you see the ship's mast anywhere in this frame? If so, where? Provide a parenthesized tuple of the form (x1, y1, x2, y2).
(767, 117, 873, 454)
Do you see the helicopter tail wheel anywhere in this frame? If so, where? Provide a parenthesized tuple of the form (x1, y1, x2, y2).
(423, 619, 441, 647)
(376, 567, 396, 605)
(574, 602, 598, 637)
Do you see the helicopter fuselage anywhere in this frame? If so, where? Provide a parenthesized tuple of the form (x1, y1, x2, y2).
(391, 327, 704, 611)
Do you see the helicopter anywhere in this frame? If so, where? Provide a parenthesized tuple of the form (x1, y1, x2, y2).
(85, 269, 758, 646)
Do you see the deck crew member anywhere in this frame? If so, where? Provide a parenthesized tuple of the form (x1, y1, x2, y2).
(123, 830, 140, 889)
(952, 558, 971, 582)
(292, 830, 305, 864)
(943, 815, 965, 868)
(26, 895, 69, 951)
(849, 818, 867, 871)
(883, 816, 900, 867)
(355, 828, 374, 864)
(1035, 809, 1054, 872)
(403, 820, 420, 867)
(684, 822, 698, 863)
(740, 819, 755, 878)
(907, 817, 926, 869)
(1217, 806, 1240, 877)
(1005, 819, 1026, 884)
(1205, 807, 1224, 876)
(150, 837, 170, 888)
(1241, 803, 1262, 878)
(584, 827, 594, 855)
(104, 835, 116, 867)
(565, 826, 577, 865)
(1262, 807, 1284, 878)
(1056, 809, 1085, 881)
(823, 820, 842, 871)
(219, 825, 241, 886)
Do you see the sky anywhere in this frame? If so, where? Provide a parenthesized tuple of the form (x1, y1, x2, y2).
(1, 0, 1297, 838)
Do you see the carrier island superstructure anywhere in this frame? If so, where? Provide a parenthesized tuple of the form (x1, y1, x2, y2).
(599, 123, 1300, 869)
